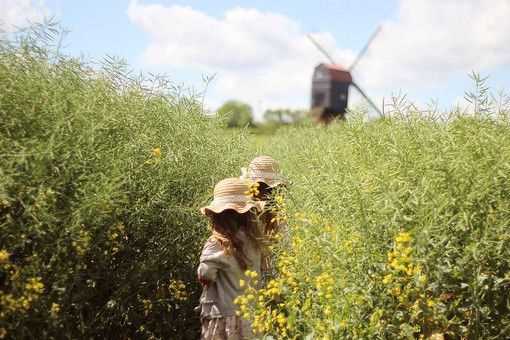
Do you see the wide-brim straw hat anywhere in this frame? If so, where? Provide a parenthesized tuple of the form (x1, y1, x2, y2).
(200, 177, 263, 215)
(241, 155, 286, 188)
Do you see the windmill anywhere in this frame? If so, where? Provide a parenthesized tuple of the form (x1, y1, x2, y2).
(308, 26, 382, 123)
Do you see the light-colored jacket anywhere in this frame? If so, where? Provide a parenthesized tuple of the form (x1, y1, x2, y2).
(198, 230, 261, 318)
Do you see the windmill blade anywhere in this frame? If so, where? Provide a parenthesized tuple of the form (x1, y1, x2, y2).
(306, 34, 336, 64)
(348, 26, 381, 71)
(351, 81, 383, 117)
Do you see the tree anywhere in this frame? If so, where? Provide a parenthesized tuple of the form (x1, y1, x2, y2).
(217, 100, 254, 128)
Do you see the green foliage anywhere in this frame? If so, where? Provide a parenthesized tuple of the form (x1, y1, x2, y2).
(0, 25, 249, 339)
(2, 23, 510, 340)
(243, 109, 510, 339)
(217, 100, 254, 128)
(465, 71, 490, 115)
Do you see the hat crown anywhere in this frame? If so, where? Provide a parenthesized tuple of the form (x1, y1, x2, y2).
(213, 178, 251, 202)
(248, 155, 280, 174)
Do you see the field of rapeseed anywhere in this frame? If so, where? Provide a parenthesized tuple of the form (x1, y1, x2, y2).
(241, 109, 510, 339)
(2, 25, 510, 339)
(0, 25, 251, 339)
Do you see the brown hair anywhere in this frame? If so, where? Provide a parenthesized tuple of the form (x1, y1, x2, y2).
(207, 209, 262, 271)
(254, 182, 280, 236)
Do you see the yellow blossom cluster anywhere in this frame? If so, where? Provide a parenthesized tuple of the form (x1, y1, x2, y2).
(168, 279, 188, 301)
(371, 231, 444, 337)
(315, 272, 335, 300)
(0, 274, 44, 317)
(0, 249, 9, 263)
(72, 229, 91, 256)
(151, 147, 161, 158)
(245, 182, 260, 198)
(107, 222, 127, 255)
(50, 302, 61, 319)
(235, 206, 358, 339)
(142, 298, 152, 317)
(235, 269, 291, 336)
(270, 194, 287, 225)
(236, 246, 342, 338)
(0, 248, 52, 338)
(145, 147, 162, 165)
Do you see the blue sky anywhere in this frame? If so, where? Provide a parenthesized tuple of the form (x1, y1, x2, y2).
(44, 1, 396, 64)
(2, 0, 510, 119)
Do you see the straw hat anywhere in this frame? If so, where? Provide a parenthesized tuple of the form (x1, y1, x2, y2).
(241, 155, 286, 188)
(200, 177, 262, 215)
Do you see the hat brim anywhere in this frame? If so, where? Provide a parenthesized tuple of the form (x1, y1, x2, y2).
(200, 201, 265, 215)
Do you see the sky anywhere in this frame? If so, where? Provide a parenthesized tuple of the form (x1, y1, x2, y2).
(1, 0, 510, 119)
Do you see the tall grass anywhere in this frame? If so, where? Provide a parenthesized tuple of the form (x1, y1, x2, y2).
(2, 24, 510, 339)
(0, 24, 250, 339)
(242, 105, 510, 338)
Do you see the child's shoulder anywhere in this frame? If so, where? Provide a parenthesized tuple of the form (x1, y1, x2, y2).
(201, 236, 223, 255)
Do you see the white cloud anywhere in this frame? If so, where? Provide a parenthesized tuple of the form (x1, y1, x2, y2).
(0, 0, 48, 32)
(128, 0, 510, 117)
(357, 0, 510, 90)
(127, 0, 355, 117)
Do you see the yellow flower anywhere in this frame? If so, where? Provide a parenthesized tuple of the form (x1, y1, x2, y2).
(0, 249, 9, 263)
(25, 277, 44, 294)
(169, 279, 188, 301)
(239, 279, 246, 288)
(151, 147, 161, 158)
(395, 232, 411, 244)
(245, 182, 260, 198)
(50, 303, 60, 319)
(276, 313, 287, 326)
(324, 307, 332, 316)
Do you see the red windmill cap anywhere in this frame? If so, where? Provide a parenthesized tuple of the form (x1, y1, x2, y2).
(321, 63, 352, 83)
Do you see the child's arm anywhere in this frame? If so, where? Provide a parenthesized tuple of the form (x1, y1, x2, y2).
(197, 238, 227, 285)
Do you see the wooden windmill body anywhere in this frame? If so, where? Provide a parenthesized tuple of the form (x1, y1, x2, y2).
(308, 27, 383, 123)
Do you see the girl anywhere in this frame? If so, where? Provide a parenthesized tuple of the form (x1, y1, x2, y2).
(198, 177, 263, 340)
(241, 156, 287, 280)
(241, 155, 287, 237)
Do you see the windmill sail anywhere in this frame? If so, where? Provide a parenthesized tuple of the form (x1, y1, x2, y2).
(307, 34, 336, 64)
(348, 26, 381, 71)
(351, 82, 383, 117)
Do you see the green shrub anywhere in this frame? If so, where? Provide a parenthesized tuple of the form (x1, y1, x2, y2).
(3, 24, 510, 340)
(217, 100, 254, 128)
(0, 25, 249, 339)
(241, 111, 510, 339)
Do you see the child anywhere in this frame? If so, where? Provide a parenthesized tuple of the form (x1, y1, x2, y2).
(198, 177, 263, 340)
(241, 155, 287, 237)
(241, 156, 287, 280)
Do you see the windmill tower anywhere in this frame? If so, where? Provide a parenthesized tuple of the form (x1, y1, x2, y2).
(309, 27, 382, 123)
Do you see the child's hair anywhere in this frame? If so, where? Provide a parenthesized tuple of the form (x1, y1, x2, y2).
(254, 182, 272, 201)
(254, 182, 280, 236)
(207, 209, 261, 271)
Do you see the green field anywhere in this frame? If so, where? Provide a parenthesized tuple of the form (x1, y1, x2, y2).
(1, 27, 510, 339)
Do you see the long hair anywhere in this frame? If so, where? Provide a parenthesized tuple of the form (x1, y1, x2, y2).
(207, 209, 262, 271)
(255, 183, 279, 236)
